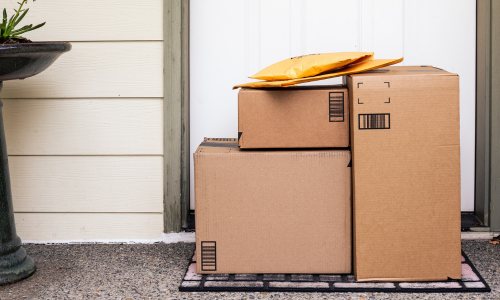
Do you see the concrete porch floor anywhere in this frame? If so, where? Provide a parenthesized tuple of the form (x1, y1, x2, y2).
(0, 240, 497, 299)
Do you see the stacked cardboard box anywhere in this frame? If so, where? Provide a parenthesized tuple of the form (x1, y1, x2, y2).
(347, 66, 461, 281)
(194, 139, 351, 274)
(195, 86, 351, 274)
(238, 86, 349, 148)
(194, 66, 461, 281)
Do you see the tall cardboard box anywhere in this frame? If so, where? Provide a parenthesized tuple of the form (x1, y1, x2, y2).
(238, 86, 349, 148)
(194, 138, 352, 274)
(347, 66, 461, 281)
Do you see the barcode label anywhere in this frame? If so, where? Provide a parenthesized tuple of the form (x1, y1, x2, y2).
(358, 114, 390, 130)
(201, 241, 216, 271)
(329, 92, 344, 122)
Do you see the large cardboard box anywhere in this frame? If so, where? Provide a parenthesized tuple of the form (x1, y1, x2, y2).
(347, 66, 461, 281)
(238, 86, 349, 148)
(194, 138, 352, 274)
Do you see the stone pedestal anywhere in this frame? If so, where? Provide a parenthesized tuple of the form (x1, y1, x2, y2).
(0, 82, 36, 284)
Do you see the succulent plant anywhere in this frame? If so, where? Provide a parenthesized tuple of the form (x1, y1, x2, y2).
(0, 0, 45, 44)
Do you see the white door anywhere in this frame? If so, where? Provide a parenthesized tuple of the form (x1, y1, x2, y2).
(190, 0, 476, 211)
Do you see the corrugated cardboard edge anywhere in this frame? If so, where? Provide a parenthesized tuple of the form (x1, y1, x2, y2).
(238, 90, 244, 147)
(346, 152, 353, 274)
(347, 76, 357, 280)
(356, 276, 460, 282)
(348, 65, 458, 78)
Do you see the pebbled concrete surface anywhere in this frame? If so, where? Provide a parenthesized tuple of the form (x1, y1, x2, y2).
(0, 240, 497, 299)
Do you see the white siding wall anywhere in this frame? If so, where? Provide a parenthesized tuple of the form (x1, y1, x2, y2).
(2, 0, 164, 240)
(191, 0, 476, 211)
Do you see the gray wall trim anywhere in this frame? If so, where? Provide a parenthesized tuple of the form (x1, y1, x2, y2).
(476, 0, 500, 230)
(164, 0, 190, 232)
(489, 0, 500, 231)
(475, 0, 491, 225)
(180, 0, 190, 229)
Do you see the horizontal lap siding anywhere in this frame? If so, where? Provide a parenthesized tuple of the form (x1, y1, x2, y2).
(2, 42, 163, 99)
(2, 1, 164, 240)
(15, 213, 164, 241)
(4, 0, 163, 42)
(4, 99, 163, 155)
(10, 156, 163, 213)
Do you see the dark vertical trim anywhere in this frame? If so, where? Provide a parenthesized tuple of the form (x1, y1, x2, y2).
(489, 0, 500, 231)
(476, 0, 500, 230)
(180, 0, 190, 228)
(475, 0, 491, 225)
(164, 0, 190, 232)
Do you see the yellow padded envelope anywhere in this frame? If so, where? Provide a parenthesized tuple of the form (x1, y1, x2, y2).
(250, 52, 374, 81)
(233, 58, 404, 90)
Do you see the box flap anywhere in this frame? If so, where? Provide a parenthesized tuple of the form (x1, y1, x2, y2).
(349, 65, 457, 78)
(195, 138, 238, 153)
(241, 84, 344, 91)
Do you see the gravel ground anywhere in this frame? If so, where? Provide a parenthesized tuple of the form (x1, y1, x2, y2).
(0, 240, 497, 299)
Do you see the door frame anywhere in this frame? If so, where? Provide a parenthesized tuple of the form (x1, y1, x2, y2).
(163, 0, 498, 232)
(163, 0, 190, 232)
(475, 0, 500, 231)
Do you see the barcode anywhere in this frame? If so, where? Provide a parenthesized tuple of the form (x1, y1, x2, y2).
(358, 114, 390, 130)
(201, 241, 216, 271)
(329, 92, 344, 122)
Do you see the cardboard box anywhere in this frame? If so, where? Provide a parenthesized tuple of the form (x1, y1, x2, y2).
(347, 66, 461, 282)
(194, 138, 352, 274)
(238, 86, 349, 148)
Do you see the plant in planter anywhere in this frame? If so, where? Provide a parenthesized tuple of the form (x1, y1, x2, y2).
(0, 0, 71, 284)
(0, 0, 45, 44)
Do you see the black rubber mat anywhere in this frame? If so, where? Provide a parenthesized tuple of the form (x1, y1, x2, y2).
(181, 210, 195, 233)
(185, 211, 485, 233)
(461, 212, 487, 231)
(179, 250, 490, 293)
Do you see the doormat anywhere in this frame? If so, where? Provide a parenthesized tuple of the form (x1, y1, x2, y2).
(179, 251, 490, 293)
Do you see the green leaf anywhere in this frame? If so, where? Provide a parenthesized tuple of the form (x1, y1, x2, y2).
(12, 8, 28, 28)
(1, 9, 7, 38)
(2, 9, 6, 28)
(11, 21, 44, 36)
(8, 14, 15, 25)
(10, 24, 31, 34)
